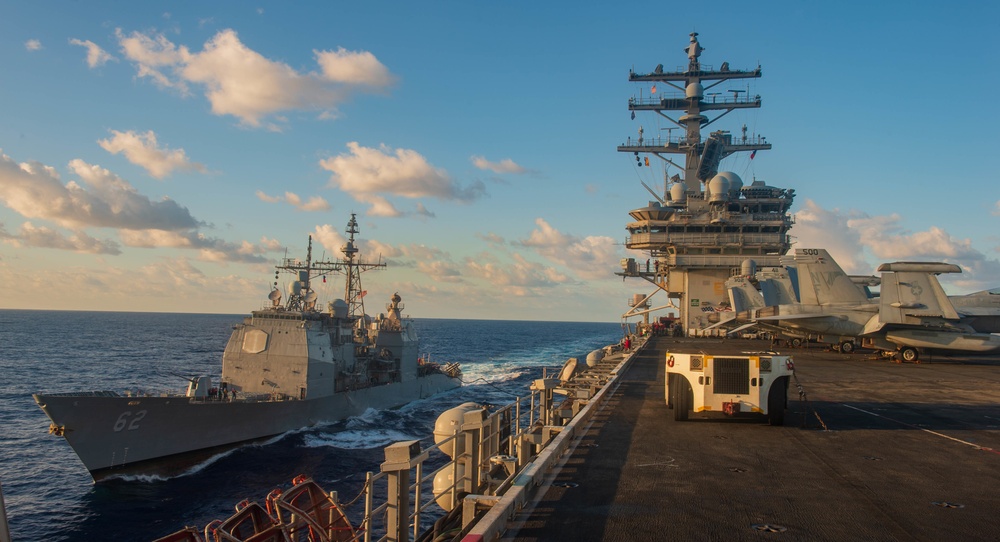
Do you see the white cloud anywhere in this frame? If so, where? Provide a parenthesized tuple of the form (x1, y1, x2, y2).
(13, 222, 121, 254)
(0, 152, 199, 231)
(118, 230, 273, 264)
(315, 47, 395, 86)
(320, 142, 484, 216)
(994, 200, 1000, 216)
(312, 223, 402, 262)
(69, 38, 115, 67)
(256, 190, 330, 212)
(285, 192, 330, 212)
(355, 194, 403, 217)
(115, 28, 395, 127)
(25, 39, 42, 51)
(471, 155, 527, 174)
(516, 218, 622, 280)
(311, 224, 347, 257)
(790, 200, 867, 273)
(98, 129, 206, 178)
(0, 256, 267, 313)
(115, 28, 190, 93)
(793, 199, 1000, 292)
(478, 232, 506, 246)
(465, 252, 572, 296)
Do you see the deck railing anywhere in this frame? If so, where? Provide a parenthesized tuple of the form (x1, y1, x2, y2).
(336, 341, 643, 542)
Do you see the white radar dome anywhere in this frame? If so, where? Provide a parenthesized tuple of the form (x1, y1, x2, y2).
(329, 299, 348, 318)
(716, 171, 743, 197)
(669, 182, 687, 205)
(685, 82, 704, 99)
(708, 174, 731, 203)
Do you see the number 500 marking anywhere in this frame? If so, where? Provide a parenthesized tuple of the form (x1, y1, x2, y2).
(113, 410, 148, 432)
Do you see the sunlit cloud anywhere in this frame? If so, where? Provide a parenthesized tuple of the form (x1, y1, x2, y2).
(320, 142, 485, 216)
(25, 39, 42, 52)
(465, 252, 572, 296)
(12, 222, 121, 254)
(118, 230, 274, 264)
(98, 129, 206, 179)
(471, 155, 527, 174)
(477, 232, 506, 246)
(114, 28, 395, 128)
(256, 190, 330, 212)
(0, 152, 200, 231)
(311, 223, 398, 261)
(0, 256, 266, 313)
(69, 38, 115, 67)
(115, 29, 189, 93)
(315, 47, 395, 87)
(515, 218, 621, 280)
(793, 199, 1000, 292)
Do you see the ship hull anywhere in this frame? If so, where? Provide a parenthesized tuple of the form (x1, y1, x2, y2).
(34, 374, 459, 480)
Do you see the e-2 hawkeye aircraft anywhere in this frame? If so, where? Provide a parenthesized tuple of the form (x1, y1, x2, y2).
(720, 248, 1000, 362)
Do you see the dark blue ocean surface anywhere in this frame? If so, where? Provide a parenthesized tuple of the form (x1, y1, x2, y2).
(0, 310, 622, 541)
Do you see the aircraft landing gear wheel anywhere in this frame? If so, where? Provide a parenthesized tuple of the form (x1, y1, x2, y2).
(840, 341, 854, 354)
(791, 338, 802, 347)
(673, 377, 690, 421)
(900, 347, 919, 363)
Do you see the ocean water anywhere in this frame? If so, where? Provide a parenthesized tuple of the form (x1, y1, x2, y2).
(0, 310, 622, 541)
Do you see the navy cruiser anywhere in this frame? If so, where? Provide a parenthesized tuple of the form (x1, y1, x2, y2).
(34, 214, 461, 481)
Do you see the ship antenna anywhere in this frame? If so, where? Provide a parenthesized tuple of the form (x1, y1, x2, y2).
(339, 213, 386, 321)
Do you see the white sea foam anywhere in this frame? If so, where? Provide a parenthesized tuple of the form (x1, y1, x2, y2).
(302, 428, 419, 450)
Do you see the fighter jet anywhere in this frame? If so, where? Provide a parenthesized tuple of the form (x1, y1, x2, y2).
(724, 248, 1000, 362)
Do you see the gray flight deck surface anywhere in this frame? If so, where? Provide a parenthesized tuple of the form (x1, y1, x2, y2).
(505, 337, 1000, 541)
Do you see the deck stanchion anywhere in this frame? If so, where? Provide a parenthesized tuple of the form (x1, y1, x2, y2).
(380, 440, 428, 542)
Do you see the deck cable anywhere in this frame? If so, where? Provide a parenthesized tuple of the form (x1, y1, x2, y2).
(456, 376, 520, 397)
(791, 367, 828, 430)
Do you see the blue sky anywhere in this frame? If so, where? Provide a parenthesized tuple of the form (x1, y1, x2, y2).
(0, 1, 998, 322)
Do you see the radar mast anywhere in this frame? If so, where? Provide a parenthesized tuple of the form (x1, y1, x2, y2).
(274, 213, 386, 320)
(617, 33, 795, 334)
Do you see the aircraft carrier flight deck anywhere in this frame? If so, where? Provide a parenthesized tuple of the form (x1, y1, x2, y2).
(502, 337, 1000, 542)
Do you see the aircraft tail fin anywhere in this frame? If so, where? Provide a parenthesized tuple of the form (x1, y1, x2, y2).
(726, 276, 766, 313)
(756, 266, 798, 305)
(877, 262, 962, 323)
(791, 249, 869, 305)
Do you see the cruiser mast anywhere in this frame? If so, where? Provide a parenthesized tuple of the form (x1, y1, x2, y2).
(274, 213, 386, 319)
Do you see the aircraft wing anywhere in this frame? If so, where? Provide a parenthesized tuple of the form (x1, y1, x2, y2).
(727, 322, 759, 334)
(954, 307, 1000, 316)
(753, 313, 839, 323)
(700, 313, 737, 331)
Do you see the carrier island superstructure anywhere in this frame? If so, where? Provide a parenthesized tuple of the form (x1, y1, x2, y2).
(618, 33, 795, 334)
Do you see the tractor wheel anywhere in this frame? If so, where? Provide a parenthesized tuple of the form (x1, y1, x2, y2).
(767, 377, 788, 426)
(673, 377, 690, 421)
